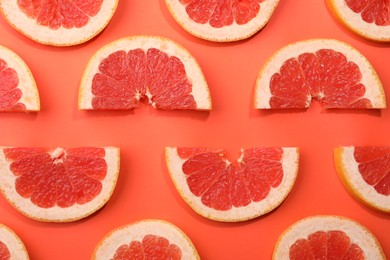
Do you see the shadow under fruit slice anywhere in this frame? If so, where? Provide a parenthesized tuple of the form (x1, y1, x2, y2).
(91, 219, 200, 260)
(254, 38, 386, 109)
(79, 35, 211, 111)
(0, 0, 118, 46)
(0, 45, 39, 112)
(165, 0, 281, 42)
(0, 146, 120, 222)
(0, 224, 29, 260)
(334, 146, 390, 213)
(273, 215, 385, 259)
(326, 0, 390, 42)
(165, 147, 299, 222)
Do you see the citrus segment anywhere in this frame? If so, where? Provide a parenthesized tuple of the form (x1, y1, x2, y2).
(326, 0, 390, 42)
(273, 215, 385, 259)
(92, 219, 200, 260)
(0, 224, 29, 260)
(79, 36, 211, 111)
(0, 0, 118, 46)
(165, 146, 299, 222)
(254, 39, 385, 109)
(0, 146, 120, 222)
(334, 146, 390, 213)
(0, 45, 39, 112)
(165, 0, 281, 42)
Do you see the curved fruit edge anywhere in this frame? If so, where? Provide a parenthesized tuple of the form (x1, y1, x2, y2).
(0, 0, 119, 46)
(325, 0, 390, 42)
(0, 224, 29, 260)
(165, 146, 299, 222)
(0, 146, 120, 222)
(78, 35, 212, 110)
(91, 219, 200, 260)
(254, 38, 386, 109)
(0, 45, 40, 111)
(272, 215, 386, 260)
(164, 0, 281, 42)
(334, 146, 390, 213)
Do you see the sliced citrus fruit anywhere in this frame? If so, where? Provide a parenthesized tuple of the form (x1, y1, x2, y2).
(165, 0, 281, 42)
(0, 0, 118, 46)
(254, 38, 386, 109)
(92, 219, 200, 260)
(326, 0, 390, 42)
(0, 146, 120, 222)
(165, 146, 299, 222)
(334, 146, 390, 213)
(0, 224, 29, 260)
(273, 215, 385, 259)
(0, 45, 39, 112)
(79, 35, 211, 111)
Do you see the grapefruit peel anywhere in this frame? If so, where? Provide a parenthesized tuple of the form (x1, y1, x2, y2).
(165, 147, 299, 222)
(0, 0, 118, 46)
(78, 35, 211, 111)
(273, 215, 385, 259)
(0, 45, 40, 112)
(0, 224, 29, 260)
(92, 219, 200, 260)
(326, 0, 390, 42)
(254, 38, 386, 109)
(334, 146, 390, 213)
(165, 0, 281, 42)
(0, 146, 120, 222)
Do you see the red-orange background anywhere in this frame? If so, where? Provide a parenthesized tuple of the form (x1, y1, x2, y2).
(1, 0, 389, 259)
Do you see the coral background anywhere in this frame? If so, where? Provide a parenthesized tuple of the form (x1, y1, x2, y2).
(0, 0, 389, 259)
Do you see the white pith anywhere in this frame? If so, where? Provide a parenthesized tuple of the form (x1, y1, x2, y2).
(0, 146, 120, 222)
(78, 36, 211, 110)
(92, 219, 199, 260)
(273, 215, 385, 259)
(165, 147, 299, 222)
(0, 45, 39, 111)
(328, 0, 390, 41)
(0, 0, 118, 46)
(0, 224, 29, 260)
(254, 39, 386, 109)
(337, 146, 390, 212)
(165, 0, 281, 42)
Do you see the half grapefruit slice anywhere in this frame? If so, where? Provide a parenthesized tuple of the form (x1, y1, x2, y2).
(0, 45, 39, 112)
(92, 219, 200, 260)
(326, 0, 390, 42)
(0, 0, 118, 46)
(165, 0, 281, 42)
(165, 147, 299, 222)
(0, 224, 29, 260)
(254, 39, 386, 109)
(334, 146, 390, 213)
(79, 35, 211, 111)
(273, 215, 385, 259)
(0, 146, 120, 222)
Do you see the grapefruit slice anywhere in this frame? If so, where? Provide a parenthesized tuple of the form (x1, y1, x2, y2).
(273, 215, 385, 259)
(326, 0, 390, 42)
(334, 146, 390, 213)
(92, 219, 200, 260)
(165, 0, 281, 42)
(165, 146, 299, 222)
(254, 39, 386, 109)
(0, 45, 39, 112)
(0, 224, 29, 260)
(79, 35, 211, 111)
(0, 0, 118, 46)
(0, 146, 120, 222)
